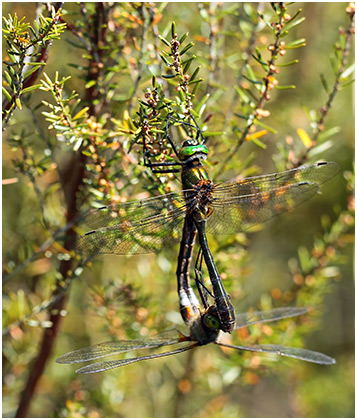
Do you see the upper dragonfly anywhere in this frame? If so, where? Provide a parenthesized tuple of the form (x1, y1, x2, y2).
(76, 155, 340, 256)
(56, 305, 336, 374)
(75, 127, 340, 331)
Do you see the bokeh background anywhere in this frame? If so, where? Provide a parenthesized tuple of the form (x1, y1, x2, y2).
(3, 2, 354, 418)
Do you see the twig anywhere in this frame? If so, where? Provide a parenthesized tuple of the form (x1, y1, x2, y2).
(128, 4, 149, 112)
(220, 3, 290, 172)
(314, 7, 355, 138)
(3, 215, 78, 284)
(206, 2, 220, 95)
(296, 6, 355, 166)
(18, 142, 50, 230)
(2, 4, 63, 128)
(3, 252, 96, 336)
(224, 3, 263, 126)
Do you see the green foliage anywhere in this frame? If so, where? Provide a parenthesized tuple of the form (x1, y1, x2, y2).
(2, 2, 354, 418)
(2, 6, 66, 127)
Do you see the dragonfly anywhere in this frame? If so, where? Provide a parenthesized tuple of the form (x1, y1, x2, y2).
(56, 305, 336, 374)
(176, 216, 203, 322)
(76, 118, 340, 332)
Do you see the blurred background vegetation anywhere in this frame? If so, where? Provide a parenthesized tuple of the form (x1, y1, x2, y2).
(2, 2, 354, 418)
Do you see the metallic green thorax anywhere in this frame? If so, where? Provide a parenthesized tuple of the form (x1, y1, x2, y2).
(179, 143, 210, 190)
(178, 143, 209, 162)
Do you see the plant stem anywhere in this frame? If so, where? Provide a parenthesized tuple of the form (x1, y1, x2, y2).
(15, 4, 108, 417)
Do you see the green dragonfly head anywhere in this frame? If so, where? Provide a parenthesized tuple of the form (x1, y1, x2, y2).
(178, 139, 209, 163)
(202, 305, 221, 330)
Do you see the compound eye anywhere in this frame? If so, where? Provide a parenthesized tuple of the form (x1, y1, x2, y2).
(203, 314, 221, 330)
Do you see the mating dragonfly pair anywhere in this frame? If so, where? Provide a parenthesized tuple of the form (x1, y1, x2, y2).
(57, 117, 339, 373)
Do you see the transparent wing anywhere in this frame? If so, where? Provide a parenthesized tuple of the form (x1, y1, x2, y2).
(215, 161, 340, 194)
(208, 181, 319, 234)
(207, 162, 340, 234)
(75, 191, 191, 255)
(234, 307, 308, 329)
(56, 329, 182, 364)
(75, 162, 340, 253)
(218, 342, 336, 365)
(75, 344, 198, 374)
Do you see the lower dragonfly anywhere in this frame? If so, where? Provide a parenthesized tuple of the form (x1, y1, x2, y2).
(56, 305, 335, 374)
(75, 117, 340, 332)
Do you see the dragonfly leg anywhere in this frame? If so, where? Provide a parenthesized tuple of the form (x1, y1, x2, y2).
(194, 247, 214, 309)
(142, 133, 182, 173)
(166, 114, 205, 145)
(195, 220, 235, 333)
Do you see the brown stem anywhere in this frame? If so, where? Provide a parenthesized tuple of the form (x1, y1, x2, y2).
(15, 152, 86, 418)
(15, 4, 108, 417)
(2, 46, 49, 120)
